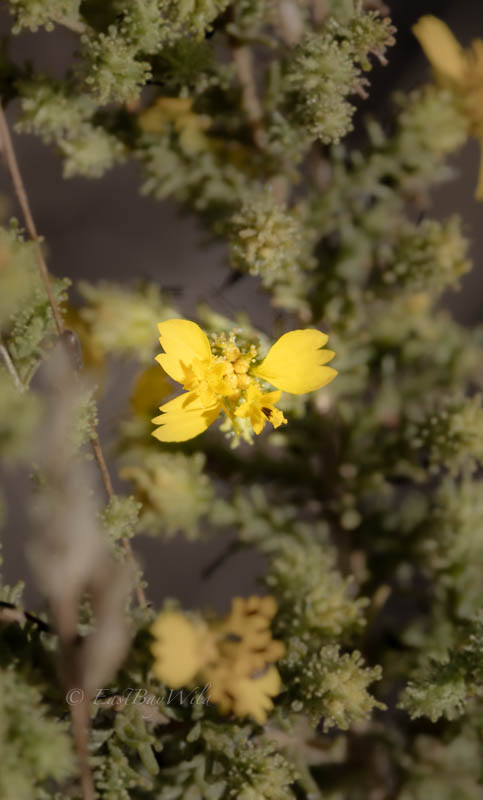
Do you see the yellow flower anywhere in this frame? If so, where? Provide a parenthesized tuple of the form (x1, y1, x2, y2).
(151, 319, 337, 443)
(413, 15, 483, 199)
(150, 611, 216, 689)
(131, 364, 173, 418)
(150, 596, 285, 724)
(139, 97, 211, 154)
(217, 595, 286, 673)
(234, 384, 287, 435)
(209, 664, 282, 725)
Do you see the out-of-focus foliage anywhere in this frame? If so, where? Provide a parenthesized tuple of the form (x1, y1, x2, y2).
(0, 666, 75, 799)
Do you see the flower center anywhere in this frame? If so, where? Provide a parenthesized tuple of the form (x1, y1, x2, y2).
(181, 332, 261, 407)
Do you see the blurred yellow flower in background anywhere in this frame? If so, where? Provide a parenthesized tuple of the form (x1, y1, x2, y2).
(234, 385, 287, 435)
(150, 596, 285, 724)
(151, 611, 216, 689)
(131, 364, 173, 418)
(209, 664, 282, 725)
(413, 15, 483, 199)
(139, 97, 211, 154)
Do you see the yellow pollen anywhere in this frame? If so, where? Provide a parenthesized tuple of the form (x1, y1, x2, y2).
(237, 374, 251, 390)
(224, 343, 241, 362)
(233, 356, 250, 374)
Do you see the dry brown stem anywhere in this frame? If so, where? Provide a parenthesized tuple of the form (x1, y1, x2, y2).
(231, 44, 268, 152)
(0, 339, 24, 391)
(0, 101, 146, 607)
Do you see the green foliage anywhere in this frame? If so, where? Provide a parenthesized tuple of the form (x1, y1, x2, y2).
(70, 385, 98, 450)
(265, 534, 367, 642)
(82, 29, 153, 105)
(101, 495, 142, 547)
(397, 727, 483, 800)
(110, 0, 169, 54)
(203, 724, 298, 800)
(0, 221, 70, 383)
(4, 270, 70, 382)
(0, 666, 75, 799)
(168, 0, 231, 39)
(137, 123, 248, 212)
(92, 705, 161, 799)
(0, 223, 37, 327)
(16, 77, 127, 177)
(378, 217, 470, 296)
(286, 29, 361, 144)
(157, 724, 298, 800)
(400, 663, 468, 724)
(409, 395, 483, 476)
(284, 643, 384, 730)
(120, 449, 214, 538)
(226, 0, 268, 41)
(400, 615, 483, 723)
(228, 188, 315, 307)
(0, 372, 42, 460)
(285, 13, 395, 144)
(419, 479, 483, 619)
(6, 0, 82, 33)
(78, 281, 176, 363)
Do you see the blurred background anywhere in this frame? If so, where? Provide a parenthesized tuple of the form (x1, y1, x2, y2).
(1, 0, 482, 611)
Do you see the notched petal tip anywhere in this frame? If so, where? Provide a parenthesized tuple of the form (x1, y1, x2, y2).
(151, 393, 222, 442)
(156, 319, 212, 384)
(254, 329, 338, 395)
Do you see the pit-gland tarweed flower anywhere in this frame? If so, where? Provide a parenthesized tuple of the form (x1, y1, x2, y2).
(139, 97, 211, 154)
(413, 15, 483, 199)
(151, 319, 337, 443)
(150, 596, 285, 725)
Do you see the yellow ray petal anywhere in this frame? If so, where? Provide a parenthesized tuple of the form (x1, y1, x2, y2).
(156, 319, 212, 384)
(259, 390, 282, 405)
(154, 390, 202, 415)
(230, 666, 282, 724)
(131, 364, 173, 417)
(412, 16, 467, 85)
(253, 329, 337, 394)
(152, 391, 221, 442)
(151, 612, 202, 688)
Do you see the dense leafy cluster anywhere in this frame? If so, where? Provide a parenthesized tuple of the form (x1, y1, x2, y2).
(0, 664, 74, 799)
(1, 1, 483, 799)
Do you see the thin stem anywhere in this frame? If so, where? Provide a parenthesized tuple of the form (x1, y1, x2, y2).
(91, 434, 115, 497)
(230, 44, 290, 204)
(53, 14, 86, 35)
(69, 700, 95, 800)
(0, 103, 64, 337)
(92, 432, 146, 606)
(201, 539, 239, 580)
(0, 601, 51, 632)
(312, 0, 328, 26)
(0, 340, 24, 391)
(231, 44, 268, 153)
(0, 101, 146, 608)
(276, 0, 305, 45)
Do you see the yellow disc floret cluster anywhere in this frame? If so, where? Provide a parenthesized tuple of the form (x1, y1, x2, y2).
(151, 319, 337, 442)
(150, 595, 285, 724)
